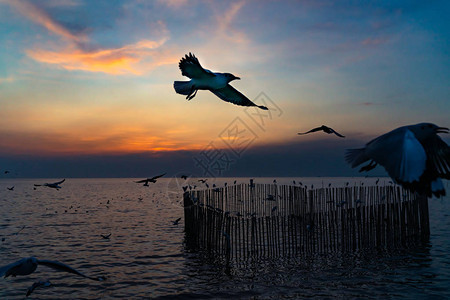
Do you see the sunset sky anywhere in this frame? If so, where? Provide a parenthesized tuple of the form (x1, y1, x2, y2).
(0, 0, 449, 178)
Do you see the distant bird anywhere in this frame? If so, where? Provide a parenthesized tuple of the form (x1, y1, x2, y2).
(100, 234, 111, 239)
(0, 257, 105, 281)
(298, 125, 345, 138)
(34, 179, 65, 190)
(273, 179, 277, 184)
(249, 179, 255, 188)
(346, 123, 449, 197)
(174, 53, 268, 110)
(135, 173, 166, 186)
(172, 218, 181, 225)
(182, 186, 188, 192)
(198, 179, 208, 183)
(26, 279, 51, 297)
(181, 175, 188, 180)
(233, 180, 237, 184)
(4, 170, 10, 174)
(7, 186, 14, 191)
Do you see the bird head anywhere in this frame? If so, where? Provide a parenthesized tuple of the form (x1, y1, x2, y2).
(411, 123, 449, 140)
(224, 73, 240, 82)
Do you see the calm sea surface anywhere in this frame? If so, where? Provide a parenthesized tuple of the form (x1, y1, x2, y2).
(0, 177, 449, 299)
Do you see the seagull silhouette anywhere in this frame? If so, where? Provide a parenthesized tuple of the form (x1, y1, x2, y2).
(181, 175, 188, 180)
(26, 279, 51, 297)
(34, 179, 65, 190)
(0, 257, 105, 281)
(100, 234, 111, 239)
(135, 173, 166, 186)
(298, 125, 345, 138)
(174, 53, 268, 110)
(346, 123, 449, 197)
(172, 218, 182, 225)
(7, 186, 14, 191)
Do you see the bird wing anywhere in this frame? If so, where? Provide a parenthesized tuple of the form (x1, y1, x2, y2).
(37, 259, 104, 281)
(135, 179, 149, 183)
(179, 53, 215, 79)
(150, 173, 166, 181)
(370, 129, 426, 183)
(34, 184, 42, 186)
(422, 135, 450, 178)
(211, 84, 268, 109)
(297, 127, 323, 135)
(330, 128, 345, 138)
(26, 280, 50, 297)
(0, 258, 25, 277)
(52, 179, 65, 185)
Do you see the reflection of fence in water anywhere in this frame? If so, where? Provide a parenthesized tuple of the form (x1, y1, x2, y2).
(183, 184, 430, 261)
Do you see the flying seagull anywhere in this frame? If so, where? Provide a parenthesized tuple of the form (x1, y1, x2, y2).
(135, 173, 166, 186)
(34, 179, 65, 190)
(298, 125, 345, 138)
(174, 53, 268, 110)
(100, 234, 111, 239)
(26, 279, 51, 297)
(7, 186, 14, 191)
(346, 123, 449, 197)
(172, 217, 182, 225)
(0, 257, 105, 281)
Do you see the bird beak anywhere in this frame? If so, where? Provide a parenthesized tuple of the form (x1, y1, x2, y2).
(234, 76, 241, 80)
(436, 127, 449, 134)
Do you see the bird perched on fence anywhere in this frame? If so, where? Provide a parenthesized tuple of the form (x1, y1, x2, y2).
(346, 123, 449, 197)
(174, 53, 268, 110)
(298, 125, 345, 138)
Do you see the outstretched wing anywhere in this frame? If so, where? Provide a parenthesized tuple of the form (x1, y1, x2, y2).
(135, 179, 149, 183)
(422, 135, 450, 178)
(211, 84, 268, 110)
(179, 53, 215, 79)
(37, 259, 105, 281)
(53, 179, 65, 185)
(330, 128, 345, 138)
(298, 127, 323, 135)
(150, 173, 166, 181)
(370, 129, 427, 183)
(0, 258, 26, 277)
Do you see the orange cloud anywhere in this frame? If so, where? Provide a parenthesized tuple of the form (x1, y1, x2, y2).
(26, 37, 176, 75)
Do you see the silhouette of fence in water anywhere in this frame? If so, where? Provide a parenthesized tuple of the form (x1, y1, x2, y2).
(183, 183, 430, 261)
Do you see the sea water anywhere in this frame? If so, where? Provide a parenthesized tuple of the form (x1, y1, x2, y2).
(0, 177, 449, 299)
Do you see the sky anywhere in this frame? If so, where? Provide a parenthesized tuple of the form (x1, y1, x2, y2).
(0, 0, 449, 178)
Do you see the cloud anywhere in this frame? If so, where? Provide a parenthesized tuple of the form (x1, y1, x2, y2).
(7, 0, 87, 43)
(26, 37, 177, 75)
(0, 76, 14, 83)
(8, 0, 176, 75)
(159, 0, 188, 9)
(215, 1, 248, 44)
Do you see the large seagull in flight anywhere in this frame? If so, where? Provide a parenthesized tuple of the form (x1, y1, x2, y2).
(174, 53, 268, 110)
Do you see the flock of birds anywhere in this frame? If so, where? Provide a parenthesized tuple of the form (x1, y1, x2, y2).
(174, 53, 449, 198)
(1, 53, 449, 297)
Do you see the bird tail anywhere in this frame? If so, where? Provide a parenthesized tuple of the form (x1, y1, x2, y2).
(173, 81, 193, 95)
(257, 105, 269, 110)
(345, 148, 368, 168)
